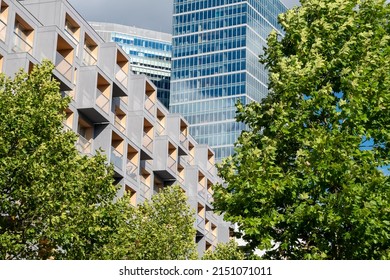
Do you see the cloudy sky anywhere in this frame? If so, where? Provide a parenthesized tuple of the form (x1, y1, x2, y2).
(68, 0, 301, 34)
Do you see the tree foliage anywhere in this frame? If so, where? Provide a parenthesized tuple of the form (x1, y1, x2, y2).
(0, 62, 197, 260)
(0, 61, 118, 259)
(97, 185, 197, 260)
(202, 240, 245, 260)
(214, 0, 390, 259)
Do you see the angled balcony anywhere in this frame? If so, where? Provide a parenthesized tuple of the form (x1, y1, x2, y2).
(82, 33, 98, 66)
(141, 118, 154, 159)
(197, 171, 206, 200)
(76, 117, 93, 156)
(125, 144, 139, 183)
(111, 132, 124, 172)
(144, 81, 156, 118)
(12, 15, 34, 55)
(0, 2, 8, 43)
(113, 50, 129, 96)
(64, 14, 80, 56)
(113, 106, 126, 135)
(76, 134, 92, 155)
(155, 108, 166, 136)
(77, 71, 111, 123)
(140, 171, 152, 200)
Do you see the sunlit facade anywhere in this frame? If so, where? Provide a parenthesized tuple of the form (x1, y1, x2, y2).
(170, 0, 286, 160)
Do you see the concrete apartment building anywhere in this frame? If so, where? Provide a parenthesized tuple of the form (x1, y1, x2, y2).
(90, 22, 172, 109)
(0, 0, 231, 255)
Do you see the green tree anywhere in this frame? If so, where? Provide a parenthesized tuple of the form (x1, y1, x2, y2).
(202, 240, 245, 260)
(0, 62, 198, 260)
(0, 61, 120, 259)
(213, 0, 390, 259)
(97, 185, 197, 260)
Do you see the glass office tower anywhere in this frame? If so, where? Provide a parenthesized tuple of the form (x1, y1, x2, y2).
(170, 0, 286, 160)
(90, 22, 172, 108)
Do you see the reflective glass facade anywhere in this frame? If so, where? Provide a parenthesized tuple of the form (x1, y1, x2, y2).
(170, 0, 286, 160)
(90, 23, 172, 108)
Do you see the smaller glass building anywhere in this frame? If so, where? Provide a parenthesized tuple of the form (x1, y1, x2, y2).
(90, 22, 172, 108)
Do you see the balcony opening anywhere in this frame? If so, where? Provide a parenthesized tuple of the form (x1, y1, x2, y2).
(187, 141, 195, 164)
(198, 171, 206, 199)
(140, 170, 151, 199)
(0, 54, 3, 73)
(111, 132, 124, 170)
(63, 108, 73, 132)
(142, 118, 154, 154)
(197, 203, 205, 230)
(205, 218, 210, 233)
(144, 81, 156, 115)
(83, 33, 97, 66)
(96, 74, 110, 113)
(64, 13, 80, 43)
(13, 14, 34, 54)
(153, 177, 164, 195)
(205, 241, 212, 251)
(156, 108, 166, 135)
(207, 148, 215, 173)
(179, 118, 189, 151)
(77, 117, 93, 155)
(207, 179, 214, 202)
(115, 50, 128, 88)
(125, 185, 137, 207)
(177, 163, 185, 185)
(126, 144, 139, 181)
(114, 106, 126, 134)
(168, 142, 177, 174)
(56, 35, 74, 81)
(28, 61, 34, 74)
(211, 223, 217, 237)
(0, 1, 9, 42)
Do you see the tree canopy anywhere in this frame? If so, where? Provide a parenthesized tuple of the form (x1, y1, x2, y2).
(213, 0, 390, 259)
(0, 61, 197, 260)
(97, 185, 198, 260)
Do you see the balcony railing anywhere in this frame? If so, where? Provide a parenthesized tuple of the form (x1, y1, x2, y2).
(114, 118, 126, 133)
(196, 215, 205, 229)
(126, 159, 138, 181)
(55, 51, 72, 81)
(0, 18, 7, 42)
(82, 47, 97, 66)
(76, 135, 92, 155)
(177, 173, 184, 185)
(144, 95, 155, 115)
(120, 96, 128, 105)
(96, 89, 109, 113)
(142, 132, 153, 154)
(62, 122, 72, 133)
(206, 230, 217, 242)
(155, 121, 165, 136)
(140, 180, 151, 199)
(167, 154, 176, 174)
(115, 64, 128, 88)
(12, 32, 33, 54)
(180, 131, 188, 148)
(187, 153, 194, 165)
(64, 27, 78, 45)
(207, 191, 214, 203)
(110, 147, 123, 170)
(207, 161, 215, 174)
(198, 186, 205, 199)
